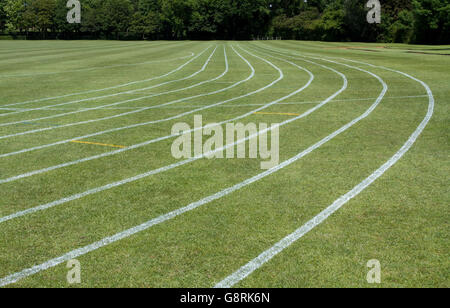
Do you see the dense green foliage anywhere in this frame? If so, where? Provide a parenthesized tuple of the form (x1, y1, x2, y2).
(0, 0, 448, 43)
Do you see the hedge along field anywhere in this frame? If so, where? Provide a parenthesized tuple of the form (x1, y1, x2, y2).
(1, 0, 449, 44)
(0, 40, 448, 287)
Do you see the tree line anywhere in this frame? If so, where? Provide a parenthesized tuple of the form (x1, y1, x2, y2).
(0, 0, 448, 44)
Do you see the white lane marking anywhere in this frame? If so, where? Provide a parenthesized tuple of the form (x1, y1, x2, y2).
(0, 44, 280, 182)
(0, 42, 192, 101)
(0, 46, 215, 122)
(0, 95, 428, 111)
(0, 44, 312, 221)
(0, 44, 280, 159)
(0, 45, 316, 186)
(0, 46, 256, 159)
(214, 43, 433, 288)
(0, 50, 217, 129)
(0, 41, 173, 64)
(0, 53, 195, 78)
(0, 42, 188, 72)
(0, 44, 210, 109)
(0, 41, 161, 56)
(0, 45, 356, 287)
(0, 47, 220, 138)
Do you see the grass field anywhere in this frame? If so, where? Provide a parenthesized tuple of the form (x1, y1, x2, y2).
(0, 40, 448, 288)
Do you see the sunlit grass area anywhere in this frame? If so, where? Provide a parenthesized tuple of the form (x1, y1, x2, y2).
(0, 40, 448, 288)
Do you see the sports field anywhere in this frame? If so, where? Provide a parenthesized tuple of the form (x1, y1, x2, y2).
(0, 40, 448, 288)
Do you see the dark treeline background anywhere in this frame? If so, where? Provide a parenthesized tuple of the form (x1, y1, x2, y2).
(0, 0, 449, 44)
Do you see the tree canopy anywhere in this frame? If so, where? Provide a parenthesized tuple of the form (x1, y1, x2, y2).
(0, 0, 448, 44)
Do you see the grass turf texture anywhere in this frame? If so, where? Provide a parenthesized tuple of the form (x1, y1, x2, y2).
(0, 40, 448, 288)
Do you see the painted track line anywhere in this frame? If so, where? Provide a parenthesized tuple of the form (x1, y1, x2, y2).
(0, 42, 188, 75)
(0, 48, 219, 130)
(0, 46, 367, 286)
(0, 44, 351, 192)
(0, 41, 175, 65)
(0, 46, 215, 120)
(0, 45, 256, 159)
(0, 44, 316, 221)
(0, 42, 192, 102)
(0, 41, 164, 56)
(1, 94, 421, 111)
(0, 43, 283, 182)
(0, 44, 211, 110)
(0, 52, 195, 78)
(0, 42, 184, 75)
(0, 46, 221, 138)
(214, 44, 434, 288)
(0, 45, 318, 185)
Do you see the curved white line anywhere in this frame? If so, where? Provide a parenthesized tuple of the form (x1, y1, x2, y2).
(0, 44, 311, 222)
(0, 53, 195, 78)
(0, 41, 171, 61)
(214, 43, 434, 288)
(0, 41, 159, 55)
(0, 45, 331, 185)
(0, 42, 183, 73)
(0, 44, 211, 109)
(0, 44, 283, 159)
(0, 46, 215, 118)
(0, 43, 194, 77)
(0, 47, 219, 137)
(0, 50, 215, 129)
(0, 46, 253, 158)
(0, 44, 356, 287)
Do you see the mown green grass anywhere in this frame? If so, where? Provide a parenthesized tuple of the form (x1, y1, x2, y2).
(0, 40, 448, 288)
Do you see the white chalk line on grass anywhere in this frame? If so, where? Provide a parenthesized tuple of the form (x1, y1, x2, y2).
(0, 47, 221, 138)
(0, 49, 217, 130)
(0, 46, 215, 120)
(0, 41, 171, 62)
(0, 41, 187, 71)
(0, 42, 190, 95)
(0, 43, 347, 286)
(0, 43, 136, 55)
(1, 45, 347, 188)
(0, 44, 316, 222)
(0, 42, 187, 78)
(0, 45, 282, 183)
(0, 95, 428, 111)
(213, 43, 434, 288)
(0, 45, 257, 159)
(0, 41, 161, 56)
(0, 46, 375, 287)
(0, 44, 211, 109)
(0, 53, 195, 78)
